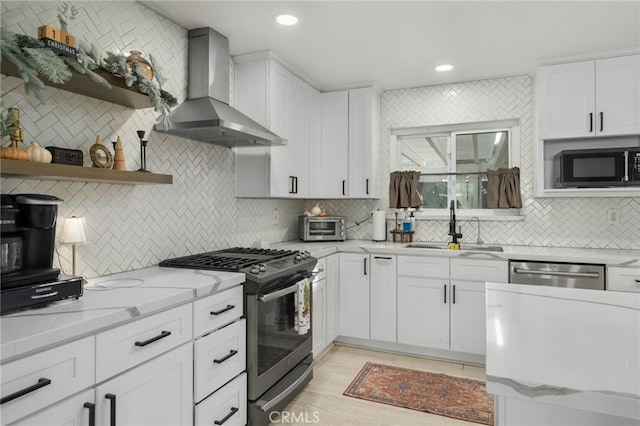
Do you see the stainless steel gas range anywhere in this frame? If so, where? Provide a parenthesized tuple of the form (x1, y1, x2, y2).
(160, 247, 317, 426)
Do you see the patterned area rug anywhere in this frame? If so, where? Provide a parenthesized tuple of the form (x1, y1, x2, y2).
(343, 362, 494, 425)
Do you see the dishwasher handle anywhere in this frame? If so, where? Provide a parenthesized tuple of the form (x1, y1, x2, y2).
(512, 268, 600, 279)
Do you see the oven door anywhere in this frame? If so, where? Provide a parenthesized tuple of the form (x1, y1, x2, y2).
(246, 275, 313, 401)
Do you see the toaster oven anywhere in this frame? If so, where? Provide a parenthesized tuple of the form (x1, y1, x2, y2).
(298, 216, 345, 241)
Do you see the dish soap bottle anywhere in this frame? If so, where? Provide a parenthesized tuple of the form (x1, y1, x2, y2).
(409, 212, 416, 232)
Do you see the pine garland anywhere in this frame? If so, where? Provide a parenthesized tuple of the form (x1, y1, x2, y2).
(1, 27, 177, 121)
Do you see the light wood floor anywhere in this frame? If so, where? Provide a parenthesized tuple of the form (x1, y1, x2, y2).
(275, 344, 487, 425)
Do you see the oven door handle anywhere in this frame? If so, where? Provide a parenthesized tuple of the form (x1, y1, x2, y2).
(259, 282, 300, 303)
(259, 359, 315, 412)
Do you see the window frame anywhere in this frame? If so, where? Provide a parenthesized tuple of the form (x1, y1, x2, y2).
(390, 119, 522, 220)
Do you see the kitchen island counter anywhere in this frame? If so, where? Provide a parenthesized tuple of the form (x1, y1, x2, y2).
(486, 281, 640, 424)
(1, 266, 244, 363)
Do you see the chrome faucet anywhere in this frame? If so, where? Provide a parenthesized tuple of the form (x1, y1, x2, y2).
(471, 216, 482, 245)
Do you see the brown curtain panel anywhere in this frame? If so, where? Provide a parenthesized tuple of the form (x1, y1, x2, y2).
(389, 171, 422, 208)
(486, 167, 522, 209)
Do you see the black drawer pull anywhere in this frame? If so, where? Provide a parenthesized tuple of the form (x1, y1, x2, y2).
(134, 330, 171, 347)
(443, 285, 447, 304)
(342, 180, 346, 196)
(600, 111, 604, 132)
(210, 305, 234, 316)
(589, 112, 593, 132)
(1, 378, 51, 405)
(453, 285, 456, 304)
(215, 407, 239, 425)
(213, 349, 238, 364)
(105, 393, 116, 426)
(84, 402, 96, 426)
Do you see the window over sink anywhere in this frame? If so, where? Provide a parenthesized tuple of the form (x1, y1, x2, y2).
(390, 119, 521, 219)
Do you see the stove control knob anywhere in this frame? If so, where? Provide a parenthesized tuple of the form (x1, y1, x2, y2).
(249, 266, 260, 274)
(258, 264, 266, 272)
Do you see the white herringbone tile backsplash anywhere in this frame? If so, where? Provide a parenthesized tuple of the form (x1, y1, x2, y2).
(2, 2, 638, 281)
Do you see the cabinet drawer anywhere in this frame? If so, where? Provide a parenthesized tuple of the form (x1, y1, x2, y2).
(195, 373, 247, 426)
(8, 389, 94, 426)
(194, 319, 246, 403)
(313, 257, 327, 282)
(193, 285, 243, 337)
(450, 258, 508, 282)
(398, 256, 449, 278)
(96, 304, 192, 382)
(608, 267, 640, 293)
(1, 336, 95, 425)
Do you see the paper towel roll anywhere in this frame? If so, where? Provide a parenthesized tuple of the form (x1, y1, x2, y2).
(372, 210, 386, 241)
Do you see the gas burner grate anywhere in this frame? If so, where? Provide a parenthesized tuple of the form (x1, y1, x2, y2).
(159, 247, 298, 272)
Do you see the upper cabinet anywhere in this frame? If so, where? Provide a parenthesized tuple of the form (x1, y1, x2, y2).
(318, 87, 381, 199)
(234, 53, 320, 198)
(233, 52, 380, 200)
(537, 55, 640, 139)
(534, 53, 640, 198)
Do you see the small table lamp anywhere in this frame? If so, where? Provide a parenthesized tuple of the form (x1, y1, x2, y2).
(60, 216, 88, 276)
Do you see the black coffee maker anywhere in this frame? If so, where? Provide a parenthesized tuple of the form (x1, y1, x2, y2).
(1, 194, 83, 314)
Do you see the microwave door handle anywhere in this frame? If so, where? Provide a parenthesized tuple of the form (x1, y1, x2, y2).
(259, 282, 299, 303)
(624, 151, 629, 182)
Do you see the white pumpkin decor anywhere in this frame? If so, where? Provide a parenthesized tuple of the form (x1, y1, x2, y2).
(25, 141, 52, 163)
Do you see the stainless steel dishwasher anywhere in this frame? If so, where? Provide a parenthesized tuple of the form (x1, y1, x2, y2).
(509, 260, 606, 290)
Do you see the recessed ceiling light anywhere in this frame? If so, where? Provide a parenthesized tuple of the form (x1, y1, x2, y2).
(435, 64, 453, 72)
(275, 14, 298, 26)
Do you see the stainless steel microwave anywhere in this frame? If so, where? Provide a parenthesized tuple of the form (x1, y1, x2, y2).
(298, 216, 345, 241)
(554, 147, 640, 188)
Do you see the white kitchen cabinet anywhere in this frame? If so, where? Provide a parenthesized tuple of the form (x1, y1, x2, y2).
(325, 253, 340, 344)
(194, 373, 247, 426)
(319, 91, 349, 198)
(339, 253, 370, 339)
(96, 343, 193, 426)
(397, 275, 449, 349)
(312, 257, 328, 356)
(0, 336, 95, 425)
(318, 87, 381, 199)
(9, 389, 95, 426)
(607, 266, 640, 293)
(234, 52, 320, 198)
(369, 255, 397, 342)
(396, 255, 506, 355)
(348, 87, 380, 198)
(537, 54, 640, 139)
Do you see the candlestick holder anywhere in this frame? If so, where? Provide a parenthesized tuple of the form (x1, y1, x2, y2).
(136, 130, 150, 173)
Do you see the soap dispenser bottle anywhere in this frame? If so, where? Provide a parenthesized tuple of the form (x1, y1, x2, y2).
(409, 212, 416, 231)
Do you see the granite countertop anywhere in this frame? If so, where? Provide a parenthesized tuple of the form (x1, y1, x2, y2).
(485, 282, 640, 420)
(0, 266, 245, 363)
(273, 239, 640, 267)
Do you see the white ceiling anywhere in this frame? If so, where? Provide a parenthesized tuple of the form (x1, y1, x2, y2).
(140, 1, 640, 92)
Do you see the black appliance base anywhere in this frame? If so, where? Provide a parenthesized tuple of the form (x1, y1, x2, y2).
(248, 354, 314, 426)
(1, 275, 83, 315)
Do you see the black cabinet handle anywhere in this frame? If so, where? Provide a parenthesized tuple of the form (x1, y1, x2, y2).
(1, 378, 51, 405)
(211, 305, 234, 316)
(289, 176, 295, 194)
(214, 407, 239, 425)
(366, 178, 369, 195)
(364, 258, 367, 275)
(589, 112, 593, 132)
(213, 349, 238, 364)
(342, 180, 346, 196)
(294, 176, 298, 194)
(453, 285, 456, 304)
(134, 330, 171, 347)
(374, 256, 392, 260)
(105, 393, 116, 426)
(443, 285, 447, 304)
(600, 112, 604, 132)
(84, 402, 96, 426)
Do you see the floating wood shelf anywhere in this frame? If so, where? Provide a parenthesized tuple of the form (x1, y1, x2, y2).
(1, 58, 153, 109)
(0, 159, 172, 185)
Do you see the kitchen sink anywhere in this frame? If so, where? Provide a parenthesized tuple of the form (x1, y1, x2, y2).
(405, 242, 503, 252)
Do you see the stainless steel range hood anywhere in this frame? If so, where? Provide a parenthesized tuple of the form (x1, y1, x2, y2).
(154, 27, 286, 148)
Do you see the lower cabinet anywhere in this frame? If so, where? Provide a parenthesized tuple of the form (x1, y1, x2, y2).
(325, 254, 340, 344)
(195, 373, 247, 426)
(339, 253, 370, 339)
(312, 257, 328, 356)
(96, 343, 193, 426)
(8, 389, 95, 426)
(370, 255, 397, 343)
(396, 255, 507, 356)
